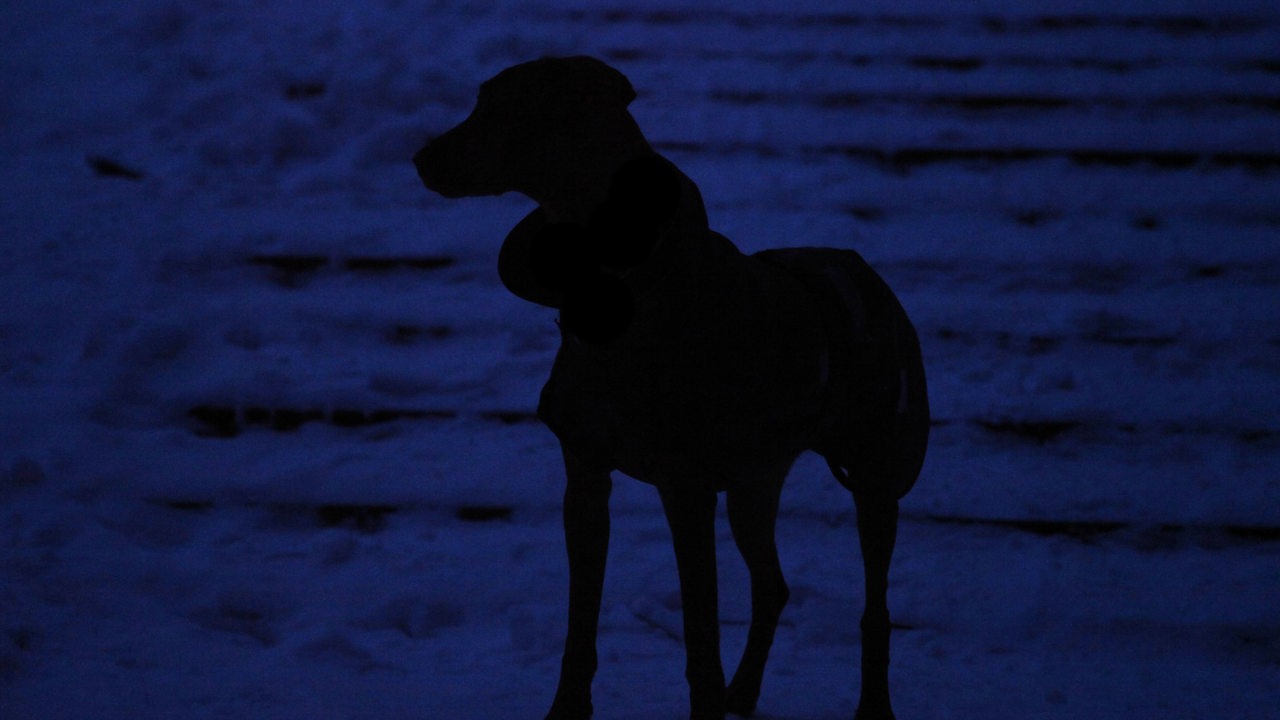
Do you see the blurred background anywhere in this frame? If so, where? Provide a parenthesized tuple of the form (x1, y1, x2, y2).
(2, 1, 1277, 718)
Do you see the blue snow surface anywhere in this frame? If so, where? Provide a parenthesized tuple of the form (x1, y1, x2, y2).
(1, 0, 1277, 718)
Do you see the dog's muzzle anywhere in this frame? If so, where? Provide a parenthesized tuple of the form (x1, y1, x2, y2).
(412, 142, 451, 194)
(412, 128, 505, 199)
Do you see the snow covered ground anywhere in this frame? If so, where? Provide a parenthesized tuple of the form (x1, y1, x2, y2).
(2, 1, 1278, 718)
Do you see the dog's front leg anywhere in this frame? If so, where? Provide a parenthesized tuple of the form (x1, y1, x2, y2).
(659, 485, 726, 720)
(546, 447, 613, 720)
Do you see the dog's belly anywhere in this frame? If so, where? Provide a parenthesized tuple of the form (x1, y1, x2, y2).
(537, 255, 834, 487)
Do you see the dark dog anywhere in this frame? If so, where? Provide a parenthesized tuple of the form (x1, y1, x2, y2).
(414, 56, 928, 720)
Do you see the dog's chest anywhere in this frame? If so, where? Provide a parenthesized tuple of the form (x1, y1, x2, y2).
(537, 332, 671, 477)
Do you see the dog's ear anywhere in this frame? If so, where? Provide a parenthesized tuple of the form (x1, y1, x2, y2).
(482, 56, 636, 110)
(560, 56, 636, 108)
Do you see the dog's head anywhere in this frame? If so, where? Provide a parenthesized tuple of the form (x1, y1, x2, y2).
(413, 56, 638, 199)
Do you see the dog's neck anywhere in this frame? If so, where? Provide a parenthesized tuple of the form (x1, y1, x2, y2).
(521, 130, 652, 225)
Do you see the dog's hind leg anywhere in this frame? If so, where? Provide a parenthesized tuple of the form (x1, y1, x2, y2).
(546, 447, 613, 720)
(851, 486, 900, 720)
(659, 484, 726, 720)
(724, 459, 793, 717)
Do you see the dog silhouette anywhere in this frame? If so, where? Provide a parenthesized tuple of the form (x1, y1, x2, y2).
(415, 56, 928, 720)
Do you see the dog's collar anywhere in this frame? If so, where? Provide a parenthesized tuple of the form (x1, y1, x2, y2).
(497, 207, 662, 310)
(497, 165, 712, 310)
(498, 207, 564, 308)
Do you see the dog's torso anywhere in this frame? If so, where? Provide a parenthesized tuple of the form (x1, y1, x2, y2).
(512, 167, 922, 491)
(538, 239, 833, 488)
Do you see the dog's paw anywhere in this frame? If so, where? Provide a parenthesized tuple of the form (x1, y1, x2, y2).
(593, 153, 680, 270)
(853, 700, 896, 720)
(544, 693, 593, 720)
(531, 222, 596, 292)
(561, 271, 633, 344)
(724, 680, 759, 717)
